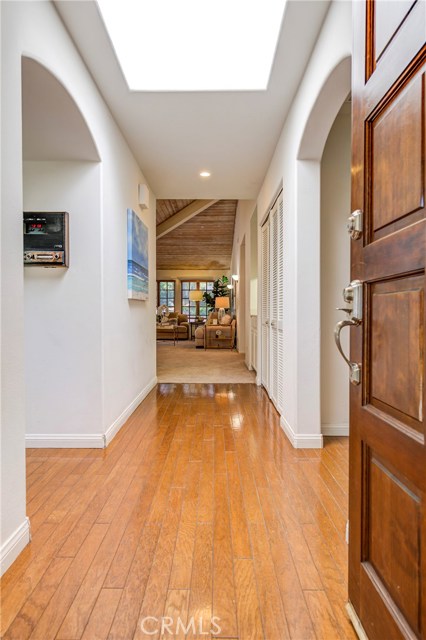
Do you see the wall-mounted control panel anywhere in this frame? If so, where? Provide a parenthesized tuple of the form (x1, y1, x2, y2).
(23, 212, 69, 267)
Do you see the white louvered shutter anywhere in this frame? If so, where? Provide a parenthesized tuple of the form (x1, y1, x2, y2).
(277, 193, 285, 413)
(270, 202, 279, 407)
(261, 221, 270, 391)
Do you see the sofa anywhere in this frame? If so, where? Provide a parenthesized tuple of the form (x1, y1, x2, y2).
(195, 311, 236, 349)
(156, 312, 189, 340)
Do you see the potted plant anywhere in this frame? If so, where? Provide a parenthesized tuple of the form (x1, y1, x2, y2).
(203, 276, 229, 313)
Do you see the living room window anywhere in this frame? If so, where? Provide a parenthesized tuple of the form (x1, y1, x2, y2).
(181, 281, 214, 321)
(157, 280, 175, 311)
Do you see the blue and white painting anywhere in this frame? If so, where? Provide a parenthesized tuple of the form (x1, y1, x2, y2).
(127, 208, 149, 300)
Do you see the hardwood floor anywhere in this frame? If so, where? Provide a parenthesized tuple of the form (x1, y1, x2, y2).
(1, 384, 357, 640)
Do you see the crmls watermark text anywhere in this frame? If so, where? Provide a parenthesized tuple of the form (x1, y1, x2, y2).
(140, 616, 222, 636)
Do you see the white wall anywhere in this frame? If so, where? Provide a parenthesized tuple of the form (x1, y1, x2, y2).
(23, 161, 103, 445)
(101, 135, 156, 440)
(255, 0, 351, 447)
(320, 107, 351, 434)
(1, 0, 156, 573)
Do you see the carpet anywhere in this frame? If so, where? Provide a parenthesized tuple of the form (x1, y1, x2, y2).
(157, 340, 256, 383)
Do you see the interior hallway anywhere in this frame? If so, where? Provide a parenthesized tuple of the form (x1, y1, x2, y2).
(157, 343, 256, 384)
(1, 384, 356, 640)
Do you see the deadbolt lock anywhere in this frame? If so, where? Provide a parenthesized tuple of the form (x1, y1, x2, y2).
(347, 209, 363, 240)
(341, 280, 363, 322)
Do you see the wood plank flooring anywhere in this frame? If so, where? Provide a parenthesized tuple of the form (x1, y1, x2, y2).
(1, 383, 357, 640)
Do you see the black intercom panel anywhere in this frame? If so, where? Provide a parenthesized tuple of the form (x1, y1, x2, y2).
(23, 212, 69, 267)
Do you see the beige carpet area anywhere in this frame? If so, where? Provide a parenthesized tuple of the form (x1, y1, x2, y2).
(157, 340, 256, 383)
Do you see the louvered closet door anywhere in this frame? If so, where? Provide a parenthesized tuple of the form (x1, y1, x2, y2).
(261, 191, 284, 410)
(269, 193, 284, 413)
(261, 221, 270, 391)
(270, 202, 279, 407)
(276, 194, 284, 413)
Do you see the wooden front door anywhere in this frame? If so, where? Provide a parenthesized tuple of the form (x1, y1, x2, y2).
(350, 1, 426, 639)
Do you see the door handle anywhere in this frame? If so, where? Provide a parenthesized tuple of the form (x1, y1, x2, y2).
(334, 319, 361, 385)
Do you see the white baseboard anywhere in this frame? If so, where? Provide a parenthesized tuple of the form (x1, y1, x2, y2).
(322, 423, 349, 436)
(1, 517, 31, 576)
(26, 433, 104, 448)
(104, 376, 157, 447)
(25, 377, 158, 449)
(280, 415, 323, 449)
(345, 602, 369, 640)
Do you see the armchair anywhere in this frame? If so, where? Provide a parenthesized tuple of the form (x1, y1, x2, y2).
(195, 312, 236, 349)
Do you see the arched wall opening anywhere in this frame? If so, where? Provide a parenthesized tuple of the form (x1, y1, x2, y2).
(22, 57, 104, 447)
(295, 56, 351, 443)
(320, 100, 351, 436)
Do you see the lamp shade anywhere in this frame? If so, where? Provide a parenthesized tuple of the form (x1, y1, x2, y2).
(189, 290, 204, 302)
(215, 296, 230, 309)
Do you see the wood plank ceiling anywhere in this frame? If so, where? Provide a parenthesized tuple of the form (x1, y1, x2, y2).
(156, 199, 195, 225)
(156, 200, 237, 270)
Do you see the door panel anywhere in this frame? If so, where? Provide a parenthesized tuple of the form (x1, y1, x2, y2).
(374, 0, 416, 62)
(369, 72, 424, 236)
(350, 1, 426, 638)
(368, 276, 424, 431)
(366, 0, 424, 82)
(365, 450, 422, 636)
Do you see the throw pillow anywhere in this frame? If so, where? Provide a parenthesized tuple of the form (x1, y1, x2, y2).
(220, 314, 232, 326)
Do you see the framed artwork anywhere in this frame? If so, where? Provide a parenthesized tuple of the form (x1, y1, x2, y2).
(127, 208, 148, 300)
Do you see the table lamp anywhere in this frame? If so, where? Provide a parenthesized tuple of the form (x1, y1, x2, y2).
(215, 296, 230, 322)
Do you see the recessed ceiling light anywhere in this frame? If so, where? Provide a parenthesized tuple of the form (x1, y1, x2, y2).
(96, 0, 286, 92)
(200, 171, 211, 178)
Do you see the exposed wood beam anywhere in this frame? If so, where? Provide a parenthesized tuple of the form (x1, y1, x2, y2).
(156, 199, 219, 238)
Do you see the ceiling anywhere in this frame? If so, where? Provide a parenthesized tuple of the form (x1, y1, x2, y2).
(156, 199, 195, 225)
(54, 0, 330, 199)
(157, 200, 237, 271)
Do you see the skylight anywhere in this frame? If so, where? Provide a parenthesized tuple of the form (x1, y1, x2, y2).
(96, 0, 286, 92)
